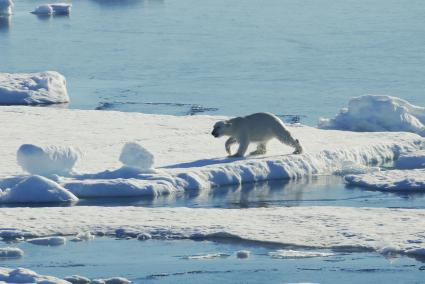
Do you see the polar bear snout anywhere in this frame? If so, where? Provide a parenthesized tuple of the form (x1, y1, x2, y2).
(211, 129, 220, 137)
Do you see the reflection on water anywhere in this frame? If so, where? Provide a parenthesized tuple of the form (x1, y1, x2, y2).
(2, 175, 425, 209)
(1, 175, 417, 209)
(0, 16, 11, 32)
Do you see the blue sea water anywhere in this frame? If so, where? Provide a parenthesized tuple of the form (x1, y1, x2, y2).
(1, 0, 425, 124)
(1, 238, 425, 284)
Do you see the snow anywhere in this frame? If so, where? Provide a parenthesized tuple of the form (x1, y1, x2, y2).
(0, 247, 23, 259)
(104, 277, 131, 284)
(318, 95, 425, 136)
(17, 144, 80, 176)
(0, 267, 70, 284)
(119, 142, 155, 171)
(1, 206, 425, 256)
(0, 175, 78, 203)
(236, 250, 250, 259)
(32, 3, 71, 15)
(345, 169, 425, 191)
(0, 0, 13, 15)
(0, 72, 69, 105)
(0, 106, 422, 201)
(394, 150, 425, 169)
(27, 236, 66, 246)
(267, 250, 334, 259)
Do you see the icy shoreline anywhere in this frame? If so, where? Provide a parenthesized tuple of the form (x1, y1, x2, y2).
(1, 206, 425, 257)
(0, 106, 424, 201)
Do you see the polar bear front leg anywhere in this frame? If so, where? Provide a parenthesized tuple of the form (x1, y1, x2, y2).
(231, 137, 249, 157)
(225, 137, 237, 155)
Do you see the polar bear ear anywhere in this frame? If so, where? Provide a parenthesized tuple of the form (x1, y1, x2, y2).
(224, 120, 232, 127)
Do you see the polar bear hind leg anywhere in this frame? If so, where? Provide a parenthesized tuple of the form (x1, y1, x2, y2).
(250, 142, 267, 156)
(273, 125, 303, 154)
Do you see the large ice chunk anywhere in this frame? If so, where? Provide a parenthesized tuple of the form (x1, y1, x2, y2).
(0, 0, 13, 15)
(31, 3, 71, 15)
(319, 95, 425, 136)
(0, 175, 78, 203)
(0, 71, 69, 105)
(17, 144, 79, 176)
(119, 142, 154, 171)
(394, 150, 425, 169)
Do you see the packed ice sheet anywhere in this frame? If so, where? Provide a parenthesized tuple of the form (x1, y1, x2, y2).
(1, 206, 425, 257)
(345, 169, 425, 191)
(319, 95, 425, 136)
(0, 106, 423, 201)
(0, 71, 69, 105)
(0, 0, 13, 15)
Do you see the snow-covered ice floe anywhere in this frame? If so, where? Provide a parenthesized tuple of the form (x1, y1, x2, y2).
(0, 105, 423, 201)
(32, 3, 71, 15)
(1, 206, 425, 257)
(0, 247, 23, 259)
(0, 0, 13, 15)
(319, 95, 425, 136)
(0, 267, 70, 284)
(345, 169, 425, 191)
(0, 267, 130, 284)
(0, 71, 69, 105)
(27, 236, 66, 246)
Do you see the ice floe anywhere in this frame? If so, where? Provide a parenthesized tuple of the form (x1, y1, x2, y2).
(0, 247, 23, 259)
(0, 267, 69, 284)
(268, 249, 334, 259)
(183, 252, 230, 260)
(32, 3, 71, 15)
(345, 169, 425, 191)
(0, 0, 13, 15)
(27, 236, 66, 246)
(0, 71, 69, 105)
(394, 150, 425, 169)
(236, 250, 250, 259)
(1, 206, 425, 257)
(0, 175, 78, 203)
(319, 95, 425, 136)
(0, 106, 423, 200)
(17, 144, 80, 176)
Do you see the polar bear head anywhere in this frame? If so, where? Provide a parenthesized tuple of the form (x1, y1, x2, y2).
(211, 120, 232, 138)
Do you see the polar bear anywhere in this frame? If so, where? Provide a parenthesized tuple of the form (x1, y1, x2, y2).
(211, 112, 303, 157)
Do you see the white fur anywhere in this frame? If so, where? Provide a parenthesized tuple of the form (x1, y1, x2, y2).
(211, 112, 303, 157)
